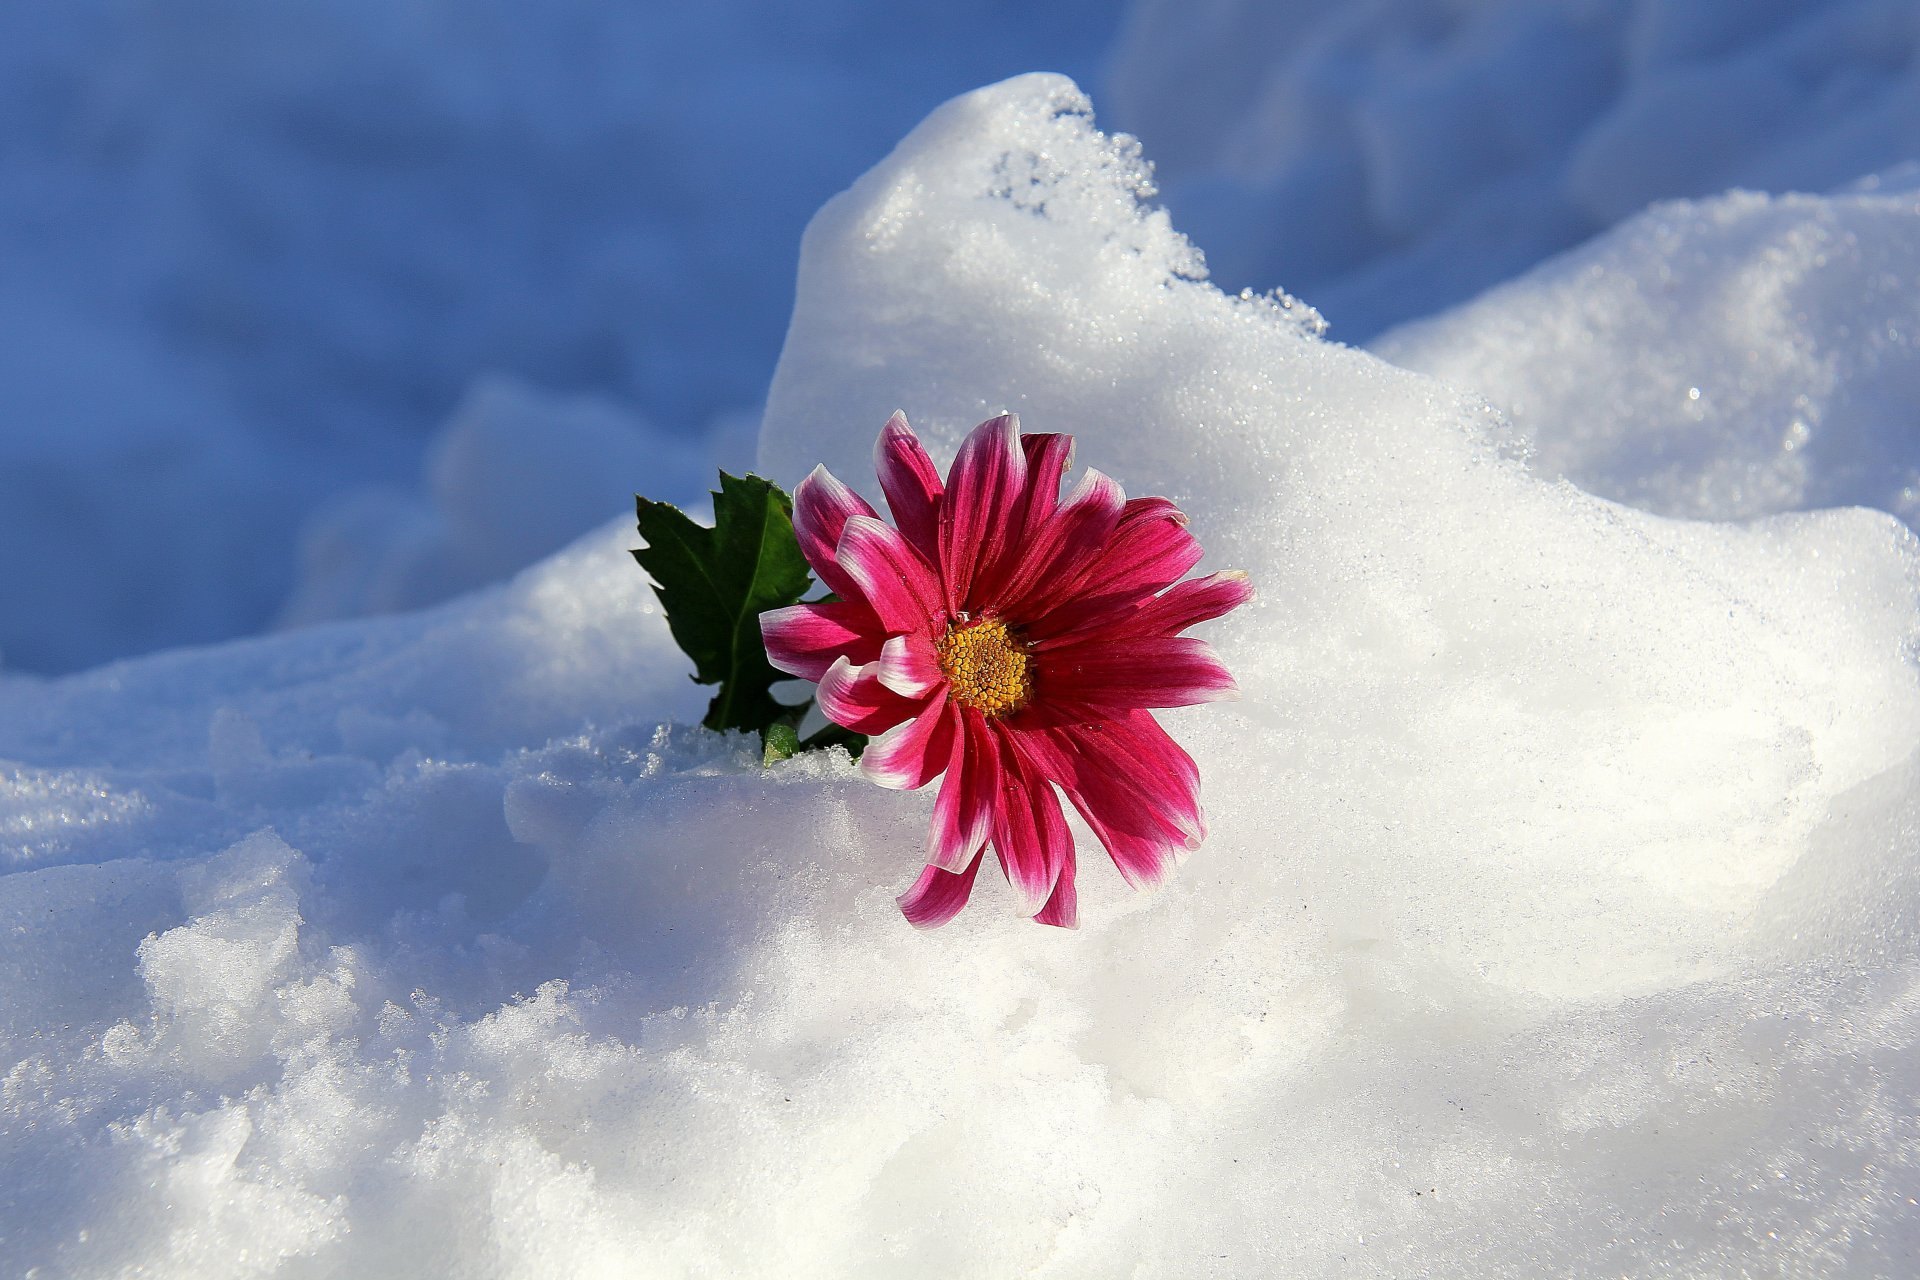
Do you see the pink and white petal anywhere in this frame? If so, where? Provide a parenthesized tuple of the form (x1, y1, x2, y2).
(1026, 498, 1204, 639)
(897, 853, 984, 930)
(1015, 432, 1074, 538)
(995, 467, 1128, 617)
(1079, 814, 1183, 890)
(1058, 712, 1204, 844)
(1039, 635, 1239, 712)
(861, 693, 954, 791)
(1032, 570, 1254, 650)
(1108, 570, 1253, 641)
(793, 465, 878, 598)
(835, 515, 944, 637)
(759, 599, 885, 680)
(938, 413, 1028, 615)
(1099, 497, 1206, 594)
(814, 656, 921, 736)
(988, 731, 1067, 916)
(1033, 855, 1078, 928)
(927, 709, 1001, 872)
(874, 632, 943, 698)
(1042, 763, 1186, 892)
(1020, 432, 1073, 506)
(1016, 713, 1202, 889)
(874, 411, 944, 566)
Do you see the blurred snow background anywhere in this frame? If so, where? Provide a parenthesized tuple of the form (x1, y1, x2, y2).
(4, 1, 1920, 1275)
(0, 0, 1117, 672)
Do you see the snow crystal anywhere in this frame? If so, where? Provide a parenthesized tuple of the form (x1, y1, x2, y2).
(2, 70, 1917, 1276)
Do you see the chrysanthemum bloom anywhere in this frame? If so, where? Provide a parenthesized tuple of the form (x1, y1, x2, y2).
(761, 412, 1250, 929)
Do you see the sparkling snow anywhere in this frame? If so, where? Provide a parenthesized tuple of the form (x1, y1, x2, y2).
(4, 6, 1920, 1278)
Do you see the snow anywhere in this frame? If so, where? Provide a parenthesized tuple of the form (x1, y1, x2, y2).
(1374, 179, 1920, 522)
(5, 54, 1920, 1275)
(10, 0, 1918, 676)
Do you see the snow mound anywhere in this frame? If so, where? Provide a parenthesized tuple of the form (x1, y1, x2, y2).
(1375, 180, 1920, 522)
(3, 74, 1919, 1276)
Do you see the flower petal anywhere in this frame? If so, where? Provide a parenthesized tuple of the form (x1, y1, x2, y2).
(1017, 711, 1202, 890)
(793, 465, 878, 599)
(995, 467, 1128, 618)
(1024, 498, 1203, 643)
(1032, 570, 1254, 651)
(938, 413, 1028, 615)
(760, 599, 885, 680)
(874, 411, 944, 566)
(874, 632, 943, 698)
(1037, 635, 1239, 712)
(1097, 496, 1206, 594)
(815, 656, 921, 736)
(835, 515, 943, 637)
(1034, 856, 1077, 929)
(991, 732, 1071, 917)
(860, 692, 954, 790)
(897, 853, 984, 930)
(928, 708, 1001, 872)
(1063, 712, 1205, 845)
(1019, 432, 1074, 523)
(1072, 808, 1183, 891)
(1123, 569, 1253, 637)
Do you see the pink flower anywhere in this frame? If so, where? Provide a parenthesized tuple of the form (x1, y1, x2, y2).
(761, 412, 1250, 929)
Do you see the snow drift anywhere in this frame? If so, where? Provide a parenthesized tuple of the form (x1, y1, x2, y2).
(1376, 175, 1920, 523)
(3, 74, 1919, 1276)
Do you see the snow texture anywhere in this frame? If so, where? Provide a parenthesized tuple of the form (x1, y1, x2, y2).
(4, 71, 1920, 1276)
(1375, 176, 1920, 522)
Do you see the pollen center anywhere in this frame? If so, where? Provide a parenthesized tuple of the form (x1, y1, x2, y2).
(936, 617, 1033, 718)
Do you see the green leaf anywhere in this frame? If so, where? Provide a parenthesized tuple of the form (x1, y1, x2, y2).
(761, 721, 802, 765)
(633, 473, 814, 737)
(801, 721, 868, 756)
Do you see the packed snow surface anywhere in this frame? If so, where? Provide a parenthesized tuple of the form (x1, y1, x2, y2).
(4, 73, 1920, 1276)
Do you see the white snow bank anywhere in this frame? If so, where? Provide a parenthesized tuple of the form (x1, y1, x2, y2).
(4, 74, 1920, 1276)
(1375, 178, 1920, 522)
(1106, 0, 1920, 337)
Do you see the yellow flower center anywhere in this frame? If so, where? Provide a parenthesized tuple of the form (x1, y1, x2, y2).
(936, 617, 1033, 718)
